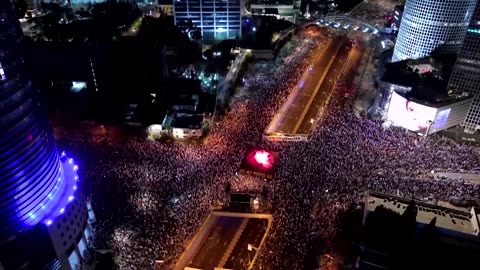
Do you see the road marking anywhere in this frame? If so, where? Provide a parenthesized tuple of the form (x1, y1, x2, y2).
(266, 39, 333, 134)
(292, 38, 345, 134)
(218, 218, 249, 268)
(248, 217, 273, 270)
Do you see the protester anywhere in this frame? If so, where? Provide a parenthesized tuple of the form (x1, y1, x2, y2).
(59, 26, 480, 270)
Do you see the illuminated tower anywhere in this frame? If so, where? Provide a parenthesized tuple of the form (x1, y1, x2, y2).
(173, 0, 242, 40)
(448, 0, 480, 132)
(0, 1, 93, 269)
(392, 0, 477, 62)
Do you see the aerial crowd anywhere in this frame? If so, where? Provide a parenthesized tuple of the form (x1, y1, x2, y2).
(349, 0, 395, 27)
(59, 24, 480, 270)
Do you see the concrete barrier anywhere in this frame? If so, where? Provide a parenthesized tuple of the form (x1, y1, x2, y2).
(264, 134, 309, 142)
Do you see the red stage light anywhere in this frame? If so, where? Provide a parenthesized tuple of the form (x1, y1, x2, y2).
(249, 150, 274, 169)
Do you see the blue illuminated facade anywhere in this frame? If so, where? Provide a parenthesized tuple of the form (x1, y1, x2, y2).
(392, 0, 477, 62)
(174, 0, 242, 40)
(0, 1, 93, 269)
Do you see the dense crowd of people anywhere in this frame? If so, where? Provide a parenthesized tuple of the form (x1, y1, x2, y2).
(59, 26, 480, 270)
(349, 0, 395, 26)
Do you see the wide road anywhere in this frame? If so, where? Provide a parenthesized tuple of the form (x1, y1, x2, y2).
(188, 216, 244, 270)
(223, 218, 268, 270)
(270, 36, 346, 134)
(296, 41, 363, 133)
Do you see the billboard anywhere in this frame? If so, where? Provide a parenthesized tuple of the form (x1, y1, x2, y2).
(387, 91, 437, 133)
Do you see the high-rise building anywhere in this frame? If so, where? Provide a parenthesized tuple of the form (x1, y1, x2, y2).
(448, 1, 480, 132)
(0, 1, 94, 269)
(173, 0, 242, 40)
(392, 0, 477, 62)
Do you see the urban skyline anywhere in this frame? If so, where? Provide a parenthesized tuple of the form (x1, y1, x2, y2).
(2, 0, 480, 269)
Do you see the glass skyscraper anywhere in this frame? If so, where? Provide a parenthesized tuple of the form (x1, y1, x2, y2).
(392, 0, 477, 62)
(448, 1, 480, 132)
(174, 0, 242, 40)
(0, 1, 93, 269)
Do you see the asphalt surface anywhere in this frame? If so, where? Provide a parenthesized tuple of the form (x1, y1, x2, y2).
(267, 36, 347, 135)
(296, 40, 364, 133)
(188, 216, 244, 270)
(224, 218, 268, 270)
(341, 42, 364, 86)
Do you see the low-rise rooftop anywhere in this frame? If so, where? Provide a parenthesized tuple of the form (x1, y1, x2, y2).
(366, 191, 475, 235)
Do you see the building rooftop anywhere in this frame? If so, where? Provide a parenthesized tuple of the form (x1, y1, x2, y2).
(360, 191, 480, 270)
(366, 191, 475, 235)
(381, 57, 472, 107)
(381, 63, 421, 88)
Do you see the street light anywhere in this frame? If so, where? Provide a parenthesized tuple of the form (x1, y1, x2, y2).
(424, 120, 435, 139)
(247, 244, 258, 268)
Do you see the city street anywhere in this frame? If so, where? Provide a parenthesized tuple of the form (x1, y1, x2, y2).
(185, 216, 269, 270)
(189, 216, 244, 269)
(296, 40, 355, 134)
(266, 37, 346, 135)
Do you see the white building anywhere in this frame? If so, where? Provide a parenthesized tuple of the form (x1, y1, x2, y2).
(392, 0, 477, 62)
(171, 113, 203, 139)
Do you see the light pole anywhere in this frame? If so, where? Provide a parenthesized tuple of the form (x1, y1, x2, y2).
(424, 120, 435, 140)
(247, 244, 258, 269)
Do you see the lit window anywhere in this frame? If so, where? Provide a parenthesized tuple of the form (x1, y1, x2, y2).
(0, 62, 5, 80)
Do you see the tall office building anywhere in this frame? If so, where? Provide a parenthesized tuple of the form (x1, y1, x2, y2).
(0, 1, 93, 269)
(448, 1, 480, 132)
(174, 0, 242, 40)
(392, 0, 477, 62)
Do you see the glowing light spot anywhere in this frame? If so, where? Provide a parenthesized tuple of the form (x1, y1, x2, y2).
(60, 208, 65, 213)
(249, 150, 274, 169)
(58, 177, 61, 182)
(68, 196, 74, 201)
(254, 151, 270, 166)
(73, 186, 77, 190)
(61, 151, 66, 156)
(73, 165, 78, 171)
(68, 158, 73, 164)
(46, 220, 53, 225)
(29, 213, 35, 219)
(74, 176, 78, 180)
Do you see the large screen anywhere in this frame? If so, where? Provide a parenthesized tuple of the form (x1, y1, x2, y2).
(434, 108, 451, 129)
(387, 91, 437, 133)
